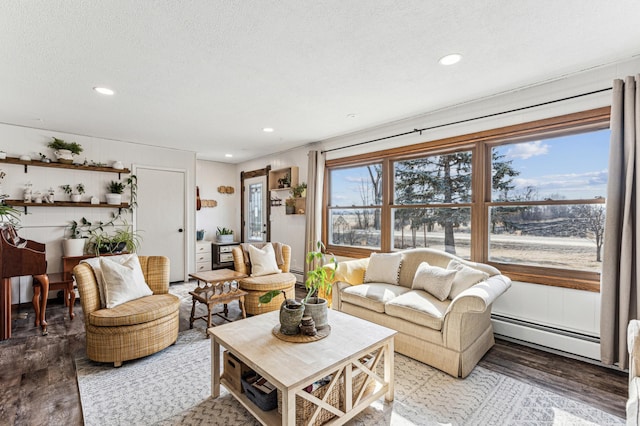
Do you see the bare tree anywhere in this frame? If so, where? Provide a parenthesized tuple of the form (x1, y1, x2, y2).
(573, 204, 606, 262)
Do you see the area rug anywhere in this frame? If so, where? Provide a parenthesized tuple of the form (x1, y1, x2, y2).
(76, 328, 624, 426)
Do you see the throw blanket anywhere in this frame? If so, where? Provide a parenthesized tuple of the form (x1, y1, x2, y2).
(240, 242, 284, 266)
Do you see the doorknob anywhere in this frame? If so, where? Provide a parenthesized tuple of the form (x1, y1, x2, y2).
(178, 228, 183, 232)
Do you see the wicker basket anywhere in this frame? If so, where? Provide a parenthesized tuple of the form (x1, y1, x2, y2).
(347, 354, 377, 406)
(277, 378, 340, 426)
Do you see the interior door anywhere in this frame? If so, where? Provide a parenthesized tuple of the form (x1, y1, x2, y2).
(243, 175, 268, 243)
(134, 166, 187, 282)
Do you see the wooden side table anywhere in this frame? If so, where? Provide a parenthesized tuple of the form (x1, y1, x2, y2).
(188, 269, 248, 337)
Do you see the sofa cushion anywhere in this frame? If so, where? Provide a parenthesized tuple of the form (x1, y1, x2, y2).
(411, 262, 457, 301)
(384, 290, 449, 331)
(239, 272, 297, 291)
(364, 252, 403, 285)
(89, 293, 180, 327)
(249, 243, 282, 277)
(447, 259, 490, 299)
(341, 283, 410, 313)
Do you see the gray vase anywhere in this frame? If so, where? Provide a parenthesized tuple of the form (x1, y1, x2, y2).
(303, 297, 328, 329)
(279, 302, 304, 335)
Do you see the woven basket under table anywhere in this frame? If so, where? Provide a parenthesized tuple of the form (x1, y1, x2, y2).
(277, 379, 340, 426)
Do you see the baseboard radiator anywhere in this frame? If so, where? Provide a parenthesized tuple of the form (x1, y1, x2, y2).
(491, 314, 602, 363)
(290, 268, 304, 285)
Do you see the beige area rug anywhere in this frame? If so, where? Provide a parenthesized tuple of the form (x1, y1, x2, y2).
(75, 283, 624, 425)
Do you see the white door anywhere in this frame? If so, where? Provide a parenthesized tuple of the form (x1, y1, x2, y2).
(244, 175, 268, 243)
(134, 166, 187, 282)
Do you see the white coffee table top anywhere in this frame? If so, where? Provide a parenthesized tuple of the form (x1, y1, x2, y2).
(208, 309, 396, 390)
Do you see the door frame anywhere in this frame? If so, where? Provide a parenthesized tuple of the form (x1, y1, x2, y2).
(241, 166, 271, 243)
(133, 164, 190, 282)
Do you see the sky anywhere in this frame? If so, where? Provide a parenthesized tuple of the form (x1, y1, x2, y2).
(495, 128, 610, 200)
(329, 128, 611, 206)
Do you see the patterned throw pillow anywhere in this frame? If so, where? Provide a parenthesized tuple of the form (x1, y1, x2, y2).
(447, 259, 490, 299)
(364, 252, 403, 285)
(411, 262, 457, 301)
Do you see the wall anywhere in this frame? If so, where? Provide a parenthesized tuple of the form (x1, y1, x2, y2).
(0, 124, 196, 304)
(237, 56, 640, 360)
(195, 160, 240, 242)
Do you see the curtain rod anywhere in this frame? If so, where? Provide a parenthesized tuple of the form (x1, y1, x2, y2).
(322, 87, 613, 154)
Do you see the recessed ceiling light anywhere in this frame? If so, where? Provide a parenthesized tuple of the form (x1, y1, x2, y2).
(225, 154, 233, 158)
(93, 86, 115, 95)
(263, 127, 274, 133)
(438, 53, 462, 66)
(346, 113, 357, 119)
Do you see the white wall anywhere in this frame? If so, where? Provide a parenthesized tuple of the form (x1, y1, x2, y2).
(195, 160, 240, 242)
(0, 124, 196, 304)
(236, 56, 640, 360)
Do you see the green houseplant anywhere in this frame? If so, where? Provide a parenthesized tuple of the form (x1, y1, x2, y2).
(105, 175, 137, 207)
(301, 241, 337, 329)
(291, 182, 307, 198)
(216, 226, 234, 243)
(47, 137, 83, 155)
(88, 221, 142, 255)
(285, 198, 296, 215)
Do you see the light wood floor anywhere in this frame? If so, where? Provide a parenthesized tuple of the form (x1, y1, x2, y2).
(0, 285, 629, 425)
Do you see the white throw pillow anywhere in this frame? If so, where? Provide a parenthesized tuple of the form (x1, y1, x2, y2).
(100, 256, 153, 309)
(249, 243, 282, 277)
(447, 259, 490, 299)
(364, 252, 403, 285)
(411, 262, 457, 301)
(81, 254, 142, 308)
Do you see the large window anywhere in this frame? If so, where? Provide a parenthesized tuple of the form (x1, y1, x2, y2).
(328, 164, 382, 250)
(324, 108, 610, 291)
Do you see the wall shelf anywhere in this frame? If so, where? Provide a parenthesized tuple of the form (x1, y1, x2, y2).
(0, 156, 130, 176)
(4, 199, 129, 214)
(268, 166, 299, 191)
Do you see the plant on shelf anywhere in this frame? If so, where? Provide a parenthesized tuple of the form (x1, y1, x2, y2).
(285, 197, 296, 214)
(106, 175, 137, 207)
(291, 182, 307, 198)
(60, 184, 73, 196)
(47, 137, 83, 155)
(277, 173, 291, 189)
(38, 152, 50, 163)
(0, 203, 21, 225)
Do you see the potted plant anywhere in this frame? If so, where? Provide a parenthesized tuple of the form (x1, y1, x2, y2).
(88, 222, 142, 255)
(259, 290, 304, 335)
(47, 137, 83, 164)
(291, 182, 307, 198)
(285, 198, 296, 215)
(60, 183, 85, 202)
(277, 173, 290, 189)
(106, 180, 125, 205)
(0, 203, 21, 225)
(62, 217, 90, 256)
(216, 227, 234, 243)
(302, 241, 337, 329)
(106, 175, 137, 207)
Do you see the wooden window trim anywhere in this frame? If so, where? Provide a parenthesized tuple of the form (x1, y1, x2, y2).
(323, 107, 610, 292)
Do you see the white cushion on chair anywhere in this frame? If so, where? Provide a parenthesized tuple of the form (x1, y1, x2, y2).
(249, 243, 282, 277)
(100, 255, 153, 308)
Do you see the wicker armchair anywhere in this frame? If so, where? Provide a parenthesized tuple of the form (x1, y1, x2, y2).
(73, 256, 180, 367)
(232, 243, 296, 315)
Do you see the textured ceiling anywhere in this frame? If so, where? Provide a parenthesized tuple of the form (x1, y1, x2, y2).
(2, 1, 640, 163)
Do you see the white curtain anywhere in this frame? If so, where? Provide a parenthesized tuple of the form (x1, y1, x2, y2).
(600, 75, 640, 368)
(304, 150, 325, 278)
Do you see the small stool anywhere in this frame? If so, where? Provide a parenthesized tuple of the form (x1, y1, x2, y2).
(32, 272, 76, 336)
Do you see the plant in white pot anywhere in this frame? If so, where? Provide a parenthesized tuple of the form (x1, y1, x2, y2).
(216, 227, 234, 243)
(106, 180, 125, 205)
(301, 241, 337, 330)
(47, 137, 83, 164)
(62, 217, 90, 257)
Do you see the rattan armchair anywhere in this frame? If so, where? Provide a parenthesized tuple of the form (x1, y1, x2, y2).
(232, 243, 296, 315)
(74, 256, 180, 367)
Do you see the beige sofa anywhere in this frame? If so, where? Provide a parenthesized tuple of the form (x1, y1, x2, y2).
(333, 248, 511, 378)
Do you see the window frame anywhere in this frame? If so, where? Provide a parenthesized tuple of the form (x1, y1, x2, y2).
(323, 107, 611, 292)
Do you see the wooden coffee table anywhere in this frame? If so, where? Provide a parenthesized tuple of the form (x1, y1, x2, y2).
(188, 269, 248, 336)
(209, 309, 396, 425)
